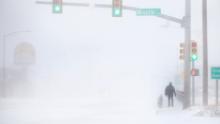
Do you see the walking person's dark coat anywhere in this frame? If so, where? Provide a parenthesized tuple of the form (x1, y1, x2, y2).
(165, 82, 176, 107)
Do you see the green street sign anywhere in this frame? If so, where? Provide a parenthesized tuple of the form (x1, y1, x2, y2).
(211, 67, 220, 79)
(136, 8, 161, 16)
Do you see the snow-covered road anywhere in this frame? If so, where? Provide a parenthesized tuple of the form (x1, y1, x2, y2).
(0, 98, 219, 124)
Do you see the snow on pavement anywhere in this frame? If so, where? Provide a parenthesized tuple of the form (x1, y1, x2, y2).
(0, 98, 220, 124)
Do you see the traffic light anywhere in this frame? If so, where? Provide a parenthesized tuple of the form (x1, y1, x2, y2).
(179, 43, 185, 60)
(112, 0, 122, 17)
(191, 41, 198, 61)
(53, 0, 62, 13)
(191, 68, 199, 76)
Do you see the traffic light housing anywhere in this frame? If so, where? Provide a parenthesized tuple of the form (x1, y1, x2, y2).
(53, 0, 62, 13)
(179, 43, 185, 60)
(112, 0, 122, 17)
(191, 41, 198, 61)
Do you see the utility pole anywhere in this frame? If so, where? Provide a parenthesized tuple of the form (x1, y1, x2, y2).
(183, 0, 191, 109)
(216, 80, 219, 105)
(202, 0, 208, 106)
(192, 61, 195, 106)
(2, 36, 6, 97)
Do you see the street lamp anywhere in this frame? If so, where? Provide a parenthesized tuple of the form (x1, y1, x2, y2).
(2, 30, 31, 97)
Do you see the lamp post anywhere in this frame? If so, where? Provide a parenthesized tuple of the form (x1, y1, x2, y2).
(2, 30, 31, 97)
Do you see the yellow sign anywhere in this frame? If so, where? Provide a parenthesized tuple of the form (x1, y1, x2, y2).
(14, 42, 35, 65)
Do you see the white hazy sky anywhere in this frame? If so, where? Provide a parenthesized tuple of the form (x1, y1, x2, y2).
(0, 0, 220, 101)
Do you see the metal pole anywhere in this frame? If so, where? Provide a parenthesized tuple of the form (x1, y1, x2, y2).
(192, 61, 195, 106)
(2, 35, 6, 97)
(183, 0, 191, 109)
(216, 80, 219, 106)
(202, 0, 208, 106)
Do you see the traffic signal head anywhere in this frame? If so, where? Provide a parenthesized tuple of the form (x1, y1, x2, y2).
(112, 0, 122, 17)
(191, 41, 198, 61)
(179, 43, 185, 60)
(53, 0, 62, 13)
(113, 8, 121, 16)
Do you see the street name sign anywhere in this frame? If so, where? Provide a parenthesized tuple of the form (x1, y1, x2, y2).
(211, 67, 220, 79)
(136, 8, 161, 16)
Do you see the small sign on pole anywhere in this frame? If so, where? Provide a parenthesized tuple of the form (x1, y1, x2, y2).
(191, 68, 199, 76)
(136, 8, 161, 16)
(211, 67, 220, 79)
(211, 67, 220, 105)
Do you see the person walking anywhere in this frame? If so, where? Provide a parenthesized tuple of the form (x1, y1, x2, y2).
(165, 82, 176, 107)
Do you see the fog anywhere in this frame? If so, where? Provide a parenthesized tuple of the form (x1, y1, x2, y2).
(1, 0, 220, 123)
(0, 0, 185, 100)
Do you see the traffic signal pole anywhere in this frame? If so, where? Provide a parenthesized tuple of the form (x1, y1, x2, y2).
(183, 0, 191, 109)
(36, 1, 89, 7)
(35, 0, 192, 108)
(202, 0, 208, 106)
(192, 60, 195, 106)
(97, 0, 192, 109)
